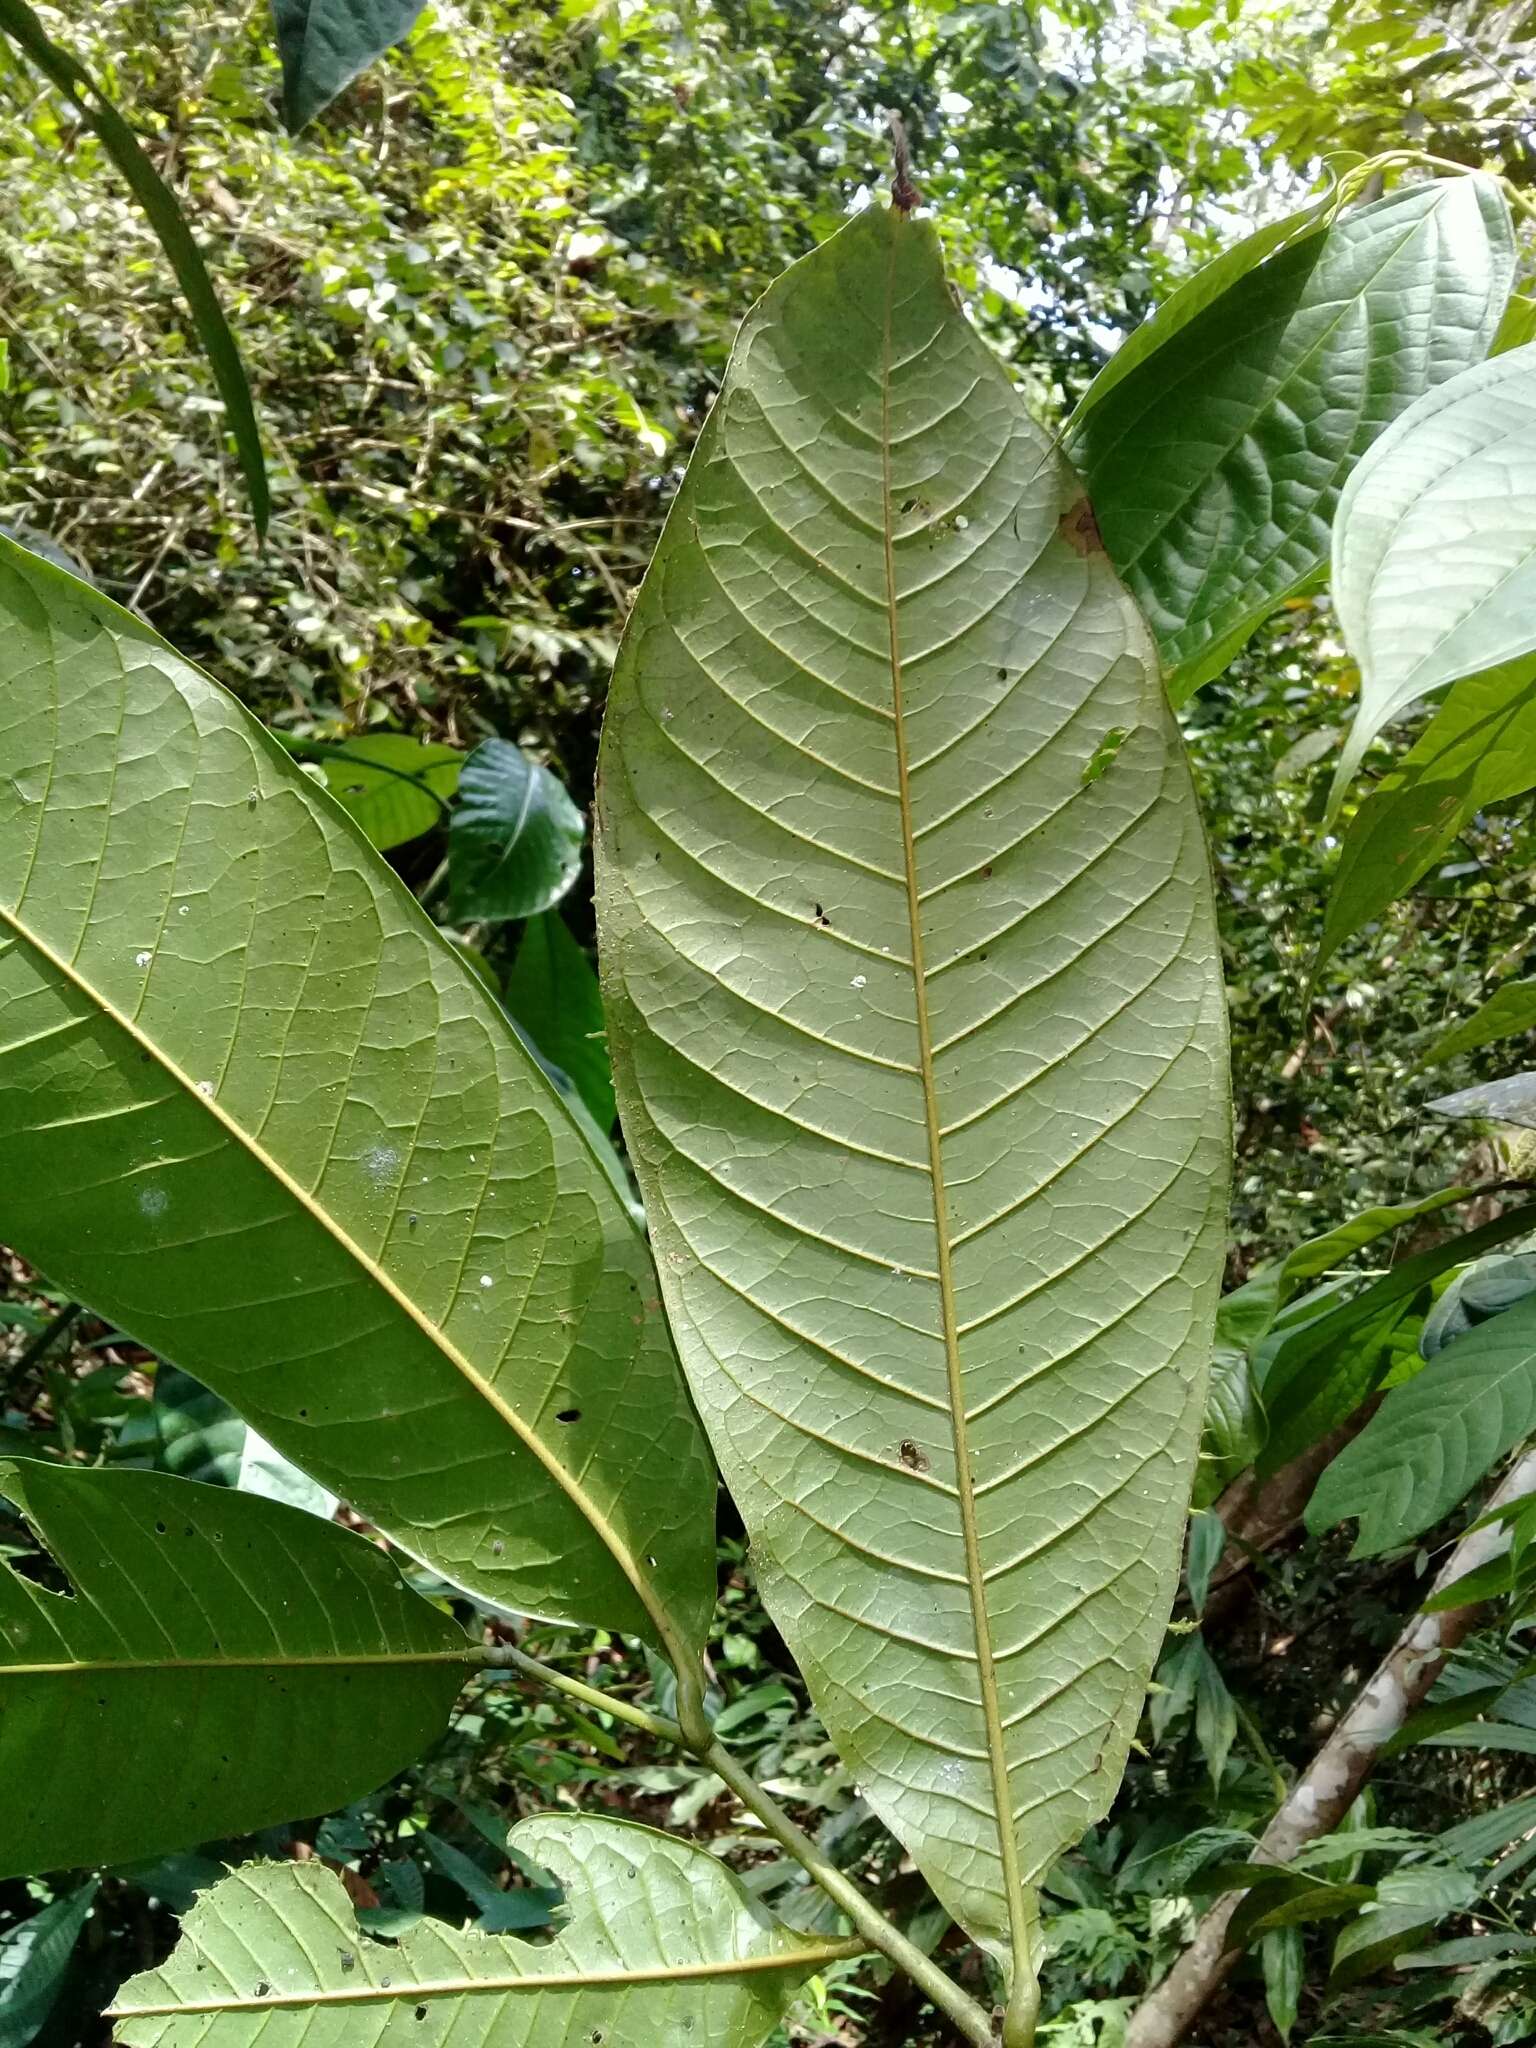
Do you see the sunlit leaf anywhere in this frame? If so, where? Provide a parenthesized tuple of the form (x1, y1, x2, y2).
(0, 537, 716, 1660)
(596, 200, 1229, 2002)
(288, 734, 462, 851)
(0, 1460, 468, 1877)
(110, 1818, 855, 2047)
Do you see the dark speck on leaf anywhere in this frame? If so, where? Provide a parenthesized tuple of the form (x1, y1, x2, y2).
(556, 1408, 580, 1423)
(898, 1439, 929, 1472)
(1059, 497, 1104, 556)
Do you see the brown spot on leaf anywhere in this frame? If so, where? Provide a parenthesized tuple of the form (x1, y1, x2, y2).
(898, 1439, 930, 1473)
(1059, 497, 1104, 556)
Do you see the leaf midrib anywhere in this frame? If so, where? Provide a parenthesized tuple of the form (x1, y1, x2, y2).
(0, 893, 681, 1660)
(3, 1649, 475, 1677)
(876, 215, 1033, 1977)
(109, 1941, 863, 2017)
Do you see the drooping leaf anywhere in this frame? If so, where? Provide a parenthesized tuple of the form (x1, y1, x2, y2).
(155, 1365, 337, 1520)
(1276, 1184, 1476, 1294)
(270, 0, 428, 132)
(504, 911, 616, 1134)
(1425, 977, 1536, 1069)
(0, 1882, 97, 2048)
(448, 738, 585, 924)
(1330, 345, 1536, 809)
(0, 537, 715, 1660)
(288, 735, 462, 851)
(1320, 655, 1536, 966)
(1261, 1924, 1302, 2042)
(595, 201, 1230, 1992)
(1257, 1206, 1536, 1472)
(1420, 1253, 1536, 1357)
(110, 1817, 855, 2047)
(0, 1460, 469, 1877)
(1072, 177, 1513, 700)
(1306, 1291, 1536, 1555)
(0, 0, 268, 534)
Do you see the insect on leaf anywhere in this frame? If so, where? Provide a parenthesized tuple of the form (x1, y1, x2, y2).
(596, 201, 1230, 2012)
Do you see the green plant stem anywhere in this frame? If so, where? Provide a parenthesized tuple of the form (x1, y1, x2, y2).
(474, 1644, 998, 2047)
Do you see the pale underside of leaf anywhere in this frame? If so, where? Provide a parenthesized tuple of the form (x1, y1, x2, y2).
(0, 539, 715, 1658)
(0, 1461, 468, 1876)
(110, 1816, 849, 2048)
(596, 204, 1230, 1971)
(1331, 344, 1536, 806)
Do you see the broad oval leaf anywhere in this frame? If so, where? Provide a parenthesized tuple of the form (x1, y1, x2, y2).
(0, 1460, 468, 1878)
(0, 539, 715, 1659)
(1073, 176, 1513, 701)
(448, 737, 585, 923)
(595, 202, 1230, 1981)
(1331, 345, 1536, 807)
(110, 1816, 854, 2047)
(1306, 1291, 1536, 1556)
(271, 0, 427, 132)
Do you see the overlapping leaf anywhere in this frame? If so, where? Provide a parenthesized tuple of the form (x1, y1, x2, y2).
(0, 1461, 468, 1876)
(110, 1817, 853, 2047)
(1331, 344, 1536, 807)
(505, 911, 617, 1134)
(1073, 176, 1513, 700)
(0, 538, 715, 1658)
(448, 738, 584, 923)
(290, 734, 462, 851)
(596, 201, 1230, 1991)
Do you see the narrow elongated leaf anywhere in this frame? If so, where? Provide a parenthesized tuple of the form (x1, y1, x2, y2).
(0, 0, 268, 535)
(110, 1817, 854, 2047)
(1072, 177, 1513, 700)
(0, 1461, 469, 1877)
(0, 1882, 96, 2048)
(1331, 346, 1536, 808)
(155, 1365, 338, 1519)
(1320, 656, 1536, 965)
(271, 0, 427, 132)
(0, 538, 715, 1659)
(449, 738, 584, 923)
(504, 911, 617, 1134)
(1425, 977, 1536, 1068)
(1307, 1292, 1536, 1554)
(289, 735, 462, 851)
(595, 202, 1230, 1986)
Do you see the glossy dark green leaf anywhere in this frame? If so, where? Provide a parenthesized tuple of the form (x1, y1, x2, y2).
(0, 1882, 97, 2048)
(0, 537, 716, 1660)
(289, 735, 462, 851)
(1320, 655, 1536, 966)
(503, 912, 616, 1134)
(110, 1819, 855, 2047)
(0, 1461, 469, 1877)
(1306, 1291, 1536, 1554)
(0, 0, 267, 534)
(271, 0, 428, 132)
(449, 738, 584, 923)
(1073, 177, 1512, 699)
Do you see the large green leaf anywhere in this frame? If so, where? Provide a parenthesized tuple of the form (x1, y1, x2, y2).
(0, 0, 268, 535)
(595, 201, 1230, 2002)
(1072, 177, 1513, 701)
(0, 1882, 96, 2048)
(1307, 1291, 1536, 1554)
(0, 537, 715, 1662)
(110, 1817, 854, 2047)
(1320, 655, 1536, 964)
(271, 0, 427, 132)
(1330, 345, 1536, 809)
(0, 1460, 468, 1877)
(448, 738, 585, 924)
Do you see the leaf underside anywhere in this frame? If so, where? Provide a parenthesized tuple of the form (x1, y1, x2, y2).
(111, 1816, 842, 2048)
(0, 538, 715, 1656)
(0, 1461, 466, 1877)
(271, 0, 427, 132)
(1074, 176, 1513, 700)
(596, 204, 1230, 1968)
